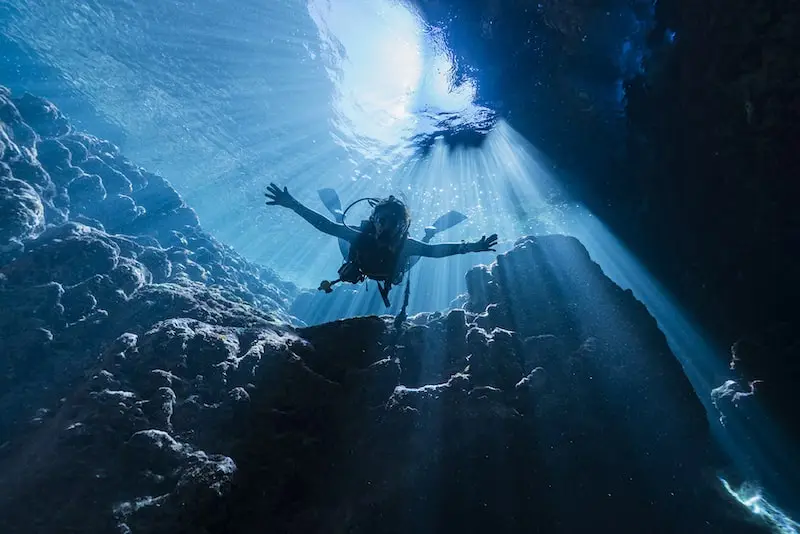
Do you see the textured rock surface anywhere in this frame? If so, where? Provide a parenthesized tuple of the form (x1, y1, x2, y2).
(0, 320, 296, 534)
(0, 240, 763, 532)
(0, 86, 297, 444)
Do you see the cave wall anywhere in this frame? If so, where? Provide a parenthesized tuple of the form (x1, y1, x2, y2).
(411, 0, 800, 350)
(624, 0, 799, 342)
(404, 5, 800, 512)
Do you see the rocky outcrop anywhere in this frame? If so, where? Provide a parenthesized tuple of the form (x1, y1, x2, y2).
(0, 238, 764, 532)
(0, 87, 297, 443)
(0, 88, 295, 301)
(0, 319, 299, 534)
(203, 234, 767, 530)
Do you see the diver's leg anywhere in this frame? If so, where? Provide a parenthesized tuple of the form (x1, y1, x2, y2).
(338, 239, 350, 259)
(317, 188, 344, 223)
(318, 188, 350, 257)
(420, 210, 468, 242)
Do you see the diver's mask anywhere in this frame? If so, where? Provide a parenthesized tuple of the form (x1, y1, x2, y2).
(373, 211, 406, 241)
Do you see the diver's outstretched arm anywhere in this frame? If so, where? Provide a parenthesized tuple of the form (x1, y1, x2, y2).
(265, 183, 359, 242)
(405, 233, 498, 258)
(292, 200, 361, 241)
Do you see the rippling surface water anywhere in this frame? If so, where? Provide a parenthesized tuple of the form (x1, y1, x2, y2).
(308, 0, 496, 165)
(2, 0, 494, 170)
(1, 0, 566, 293)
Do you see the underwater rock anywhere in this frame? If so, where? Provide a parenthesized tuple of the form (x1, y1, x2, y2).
(131, 171, 183, 215)
(126, 429, 188, 469)
(2, 233, 764, 533)
(0, 86, 297, 447)
(0, 319, 296, 534)
(186, 282, 761, 534)
(80, 155, 133, 196)
(64, 131, 119, 159)
(6, 157, 54, 197)
(68, 172, 107, 207)
(35, 138, 72, 172)
(13, 92, 71, 138)
(0, 92, 36, 150)
(0, 176, 44, 246)
(58, 137, 88, 165)
(0, 84, 295, 300)
(93, 193, 147, 231)
(1, 224, 120, 287)
(138, 247, 172, 282)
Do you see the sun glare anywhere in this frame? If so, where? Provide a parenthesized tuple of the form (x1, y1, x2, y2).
(307, 0, 484, 164)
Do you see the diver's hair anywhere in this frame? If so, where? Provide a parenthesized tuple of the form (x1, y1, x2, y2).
(371, 195, 411, 229)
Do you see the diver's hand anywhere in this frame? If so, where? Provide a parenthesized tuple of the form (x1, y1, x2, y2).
(264, 183, 298, 210)
(472, 233, 498, 252)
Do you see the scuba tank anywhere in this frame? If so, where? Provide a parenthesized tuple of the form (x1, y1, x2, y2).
(318, 197, 410, 307)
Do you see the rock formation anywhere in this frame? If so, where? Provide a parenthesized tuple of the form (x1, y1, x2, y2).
(0, 87, 297, 443)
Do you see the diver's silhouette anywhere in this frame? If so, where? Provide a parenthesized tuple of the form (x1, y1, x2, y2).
(265, 183, 497, 307)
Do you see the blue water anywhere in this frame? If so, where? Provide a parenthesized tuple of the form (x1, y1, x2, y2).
(0, 0, 600, 302)
(1, 0, 797, 529)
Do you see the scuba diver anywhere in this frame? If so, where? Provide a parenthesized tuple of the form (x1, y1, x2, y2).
(264, 182, 498, 308)
(317, 187, 469, 259)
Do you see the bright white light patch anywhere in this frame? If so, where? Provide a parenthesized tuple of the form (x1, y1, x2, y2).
(720, 477, 799, 534)
(308, 0, 424, 155)
(307, 0, 482, 163)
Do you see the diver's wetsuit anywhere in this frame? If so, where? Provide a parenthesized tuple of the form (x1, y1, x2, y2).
(316, 188, 468, 262)
(292, 200, 473, 262)
(274, 188, 494, 306)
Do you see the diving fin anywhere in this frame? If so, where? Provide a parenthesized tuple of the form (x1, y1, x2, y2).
(422, 210, 468, 241)
(432, 210, 468, 232)
(318, 188, 344, 223)
(318, 188, 351, 258)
